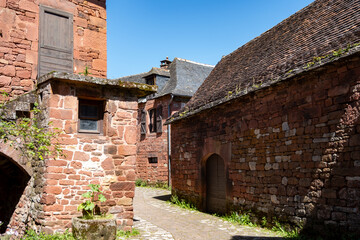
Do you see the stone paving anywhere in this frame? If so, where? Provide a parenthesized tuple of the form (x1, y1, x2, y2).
(131, 187, 284, 240)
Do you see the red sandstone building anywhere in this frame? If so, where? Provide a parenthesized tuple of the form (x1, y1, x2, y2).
(0, 0, 156, 236)
(168, 0, 360, 235)
(117, 58, 214, 184)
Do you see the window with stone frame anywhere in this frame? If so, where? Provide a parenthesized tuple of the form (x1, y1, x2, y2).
(78, 99, 104, 134)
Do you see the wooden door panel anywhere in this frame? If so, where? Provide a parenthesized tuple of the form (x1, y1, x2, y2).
(38, 5, 73, 77)
(206, 154, 226, 213)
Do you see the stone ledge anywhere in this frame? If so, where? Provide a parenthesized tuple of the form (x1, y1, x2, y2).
(38, 72, 157, 98)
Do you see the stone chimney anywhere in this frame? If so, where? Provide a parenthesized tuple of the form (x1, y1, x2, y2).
(160, 57, 172, 69)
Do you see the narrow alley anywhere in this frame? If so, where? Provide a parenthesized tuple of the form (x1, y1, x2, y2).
(132, 187, 284, 240)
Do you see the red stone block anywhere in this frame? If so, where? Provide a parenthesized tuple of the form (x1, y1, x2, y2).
(78, 170, 92, 177)
(110, 182, 134, 191)
(64, 96, 77, 109)
(44, 186, 62, 195)
(59, 179, 74, 185)
(74, 151, 90, 161)
(68, 174, 80, 180)
(40, 194, 56, 205)
(46, 160, 67, 167)
(47, 166, 63, 173)
(16, 70, 31, 78)
(43, 205, 64, 212)
(101, 158, 114, 170)
(64, 120, 77, 134)
(70, 161, 82, 169)
(0, 65, 16, 76)
(49, 108, 73, 120)
(118, 145, 137, 156)
(0, 76, 11, 87)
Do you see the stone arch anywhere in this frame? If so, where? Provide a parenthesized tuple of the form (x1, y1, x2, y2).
(200, 138, 231, 213)
(0, 144, 31, 233)
(205, 153, 226, 213)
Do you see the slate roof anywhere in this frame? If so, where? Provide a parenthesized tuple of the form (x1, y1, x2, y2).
(113, 58, 214, 99)
(144, 67, 170, 78)
(157, 58, 214, 98)
(113, 72, 149, 84)
(169, 0, 360, 122)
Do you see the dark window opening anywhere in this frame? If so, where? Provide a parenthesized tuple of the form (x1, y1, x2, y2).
(140, 110, 146, 135)
(16, 111, 30, 119)
(78, 99, 104, 134)
(149, 108, 156, 133)
(145, 75, 155, 85)
(148, 157, 158, 164)
(149, 106, 162, 133)
(156, 105, 162, 133)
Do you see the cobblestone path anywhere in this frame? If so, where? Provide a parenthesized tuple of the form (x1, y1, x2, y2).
(132, 187, 284, 240)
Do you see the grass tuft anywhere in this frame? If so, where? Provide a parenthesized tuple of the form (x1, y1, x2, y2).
(116, 228, 140, 239)
(168, 195, 198, 211)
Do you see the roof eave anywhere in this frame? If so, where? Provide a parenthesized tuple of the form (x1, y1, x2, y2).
(166, 46, 360, 125)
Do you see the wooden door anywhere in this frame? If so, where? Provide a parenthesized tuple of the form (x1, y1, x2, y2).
(206, 154, 226, 213)
(39, 5, 73, 77)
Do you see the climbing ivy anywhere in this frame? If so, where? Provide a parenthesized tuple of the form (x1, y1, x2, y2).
(0, 92, 63, 161)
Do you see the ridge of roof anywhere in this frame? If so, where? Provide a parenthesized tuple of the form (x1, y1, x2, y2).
(169, 0, 360, 122)
(174, 58, 215, 68)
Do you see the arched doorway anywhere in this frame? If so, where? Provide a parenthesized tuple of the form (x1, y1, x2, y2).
(206, 154, 226, 213)
(0, 154, 30, 233)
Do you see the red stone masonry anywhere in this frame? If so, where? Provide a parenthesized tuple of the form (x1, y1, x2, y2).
(170, 52, 360, 233)
(36, 76, 140, 232)
(0, 0, 107, 98)
(136, 95, 184, 184)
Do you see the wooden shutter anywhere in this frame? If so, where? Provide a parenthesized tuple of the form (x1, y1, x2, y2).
(140, 110, 146, 135)
(39, 5, 73, 77)
(156, 106, 162, 133)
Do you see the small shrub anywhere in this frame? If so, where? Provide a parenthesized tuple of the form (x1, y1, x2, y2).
(77, 184, 107, 219)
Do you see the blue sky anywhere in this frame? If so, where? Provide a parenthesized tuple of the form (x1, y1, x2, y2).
(107, 0, 314, 79)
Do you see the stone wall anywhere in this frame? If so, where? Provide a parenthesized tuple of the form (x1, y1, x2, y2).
(136, 96, 185, 184)
(0, 0, 107, 98)
(170, 53, 360, 233)
(34, 79, 137, 232)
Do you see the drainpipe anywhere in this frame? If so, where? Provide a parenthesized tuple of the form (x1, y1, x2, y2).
(167, 94, 174, 187)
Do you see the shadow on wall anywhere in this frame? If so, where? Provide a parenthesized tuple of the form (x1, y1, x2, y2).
(0, 154, 30, 233)
(299, 79, 360, 235)
(87, 0, 106, 8)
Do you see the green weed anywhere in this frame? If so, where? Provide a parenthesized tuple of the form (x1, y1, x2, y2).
(168, 195, 198, 211)
(116, 228, 140, 239)
(135, 179, 147, 187)
(135, 179, 171, 190)
(219, 212, 257, 227)
(21, 229, 75, 240)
